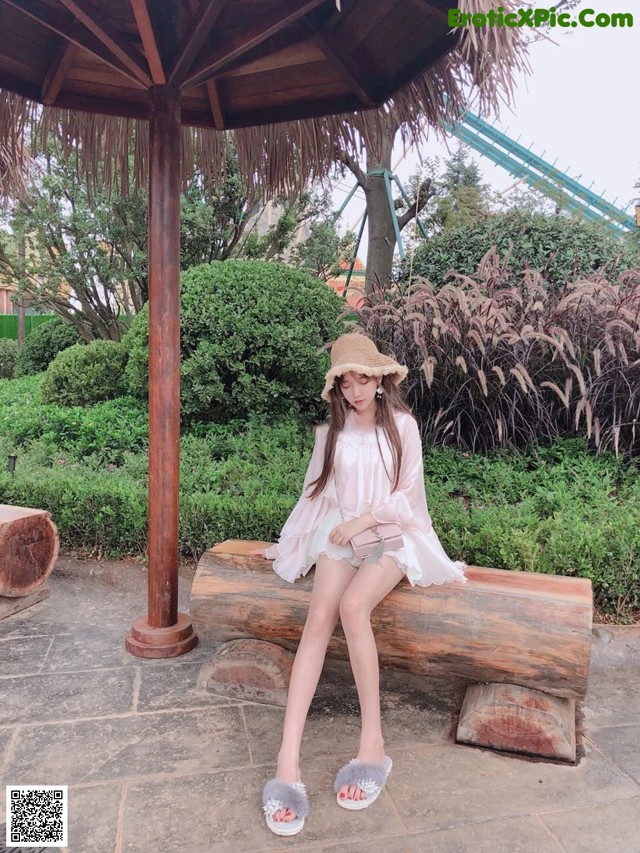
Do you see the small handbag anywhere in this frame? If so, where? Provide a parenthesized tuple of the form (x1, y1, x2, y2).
(334, 472, 404, 563)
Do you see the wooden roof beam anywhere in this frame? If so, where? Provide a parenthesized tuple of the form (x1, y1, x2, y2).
(185, 0, 226, 130)
(223, 93, 363, 129)
(205, 28, 313, 81)
(57, 0, 153, 86)
(129, 0, 166, 84)
(38, 90, 146, 119)
(169, 0, 230, 86)
(305, 14, 377, 107)
(5, 0, 147, 88)
(41, 41, 78, 105)
(183, 0, 326, 88)
(206, 80, 225, 129)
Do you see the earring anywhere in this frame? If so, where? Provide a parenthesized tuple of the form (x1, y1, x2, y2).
(375, 385, 383, 398)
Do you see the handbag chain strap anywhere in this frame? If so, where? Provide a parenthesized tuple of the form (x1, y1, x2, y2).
(333, 465, 387, 565)
(333, 469, 384, 542)
(333, 469, 346, 524)
(333, 425, 386, 532)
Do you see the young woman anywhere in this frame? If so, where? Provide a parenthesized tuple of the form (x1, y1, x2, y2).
(252, 332, 467, 836)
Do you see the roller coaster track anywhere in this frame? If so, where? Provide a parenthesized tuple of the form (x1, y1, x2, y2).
(446, 109, 636, 235)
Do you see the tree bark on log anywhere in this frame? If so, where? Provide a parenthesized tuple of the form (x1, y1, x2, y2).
(0, 505, 59, 596)
(191, 540, 593, 701)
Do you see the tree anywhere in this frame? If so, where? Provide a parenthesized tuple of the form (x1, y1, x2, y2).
(430, 146, 490, 232)
(290, 220, 355, 282)
(240, 187, 328, 263)
(327, 0, 587, 293)
(0, 140, 340, 341)
(491, 182, 560, 217)
(335, 115, 438, 292)
(334, 135, 496, 291)
(282, 188, 355, 281)
(180, 159, 347, 270)
(0, 143, 265, 341)
(179, 148, 255, 269)
(0, 156, 147, 341)
(401, 147, 490, 241)
(0, 151, 149, 342)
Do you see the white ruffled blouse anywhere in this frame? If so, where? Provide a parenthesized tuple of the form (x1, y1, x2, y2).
(265, 409, 467, 588)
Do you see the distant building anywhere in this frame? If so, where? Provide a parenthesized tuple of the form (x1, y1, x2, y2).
(0, 281, 17, 314)
(326, 258, 366, 307)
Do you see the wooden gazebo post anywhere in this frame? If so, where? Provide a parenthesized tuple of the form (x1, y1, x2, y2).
(125, 84, 197, 658)
(0, 0, 525, 663)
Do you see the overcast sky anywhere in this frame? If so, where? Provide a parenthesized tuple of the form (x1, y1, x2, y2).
(333, 3, 638, 255)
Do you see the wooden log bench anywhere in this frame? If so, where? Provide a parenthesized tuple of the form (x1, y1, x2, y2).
(0, 504, 59, 619)
(191, 540, 593, 763)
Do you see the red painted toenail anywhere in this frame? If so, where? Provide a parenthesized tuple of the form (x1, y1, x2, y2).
(340, 793, 345, 798)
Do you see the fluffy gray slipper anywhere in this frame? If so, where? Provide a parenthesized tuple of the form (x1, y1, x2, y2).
(334, 755, 393, 810)
(262, 778, 309, 836)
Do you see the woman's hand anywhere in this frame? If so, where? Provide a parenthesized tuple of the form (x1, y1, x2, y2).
(250, 548, 268, 558)
(328, 520, 362, 548)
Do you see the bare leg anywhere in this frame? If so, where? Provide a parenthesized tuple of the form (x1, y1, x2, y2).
(272, 555, 356, 822)
(337, 555, 405, 803)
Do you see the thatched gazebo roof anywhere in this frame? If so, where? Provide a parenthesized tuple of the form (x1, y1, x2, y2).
(0, 1, 527, 658)
(0, 0, 528, 196)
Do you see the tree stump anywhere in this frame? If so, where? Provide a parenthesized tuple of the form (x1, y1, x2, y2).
(0, 505, 59, 597)
(0, 587, 50, 621)
(197, 639, 294, 706)
(456, 682, 577, 762)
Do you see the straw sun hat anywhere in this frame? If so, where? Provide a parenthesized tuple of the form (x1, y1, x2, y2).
(321, 333, 408, 401)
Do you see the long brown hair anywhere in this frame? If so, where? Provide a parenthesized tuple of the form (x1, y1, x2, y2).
(307, 373, 413, 499)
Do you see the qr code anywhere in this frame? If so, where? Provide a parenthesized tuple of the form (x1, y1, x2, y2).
(6, 785, 68, 848)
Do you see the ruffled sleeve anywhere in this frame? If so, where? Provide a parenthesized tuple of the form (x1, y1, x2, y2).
(265, 424, 331, 581)
(370, 414, 433, 533)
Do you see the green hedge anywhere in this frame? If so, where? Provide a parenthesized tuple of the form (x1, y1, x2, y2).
(405, 211, 639, 290)
(0, 375, 638, 620)
(14, 316, 83, 376)
(0, 339, 18, 379)
(0, 314, 56, 340)
(0, 375, 148, 464)
(41, 340, 127, 406)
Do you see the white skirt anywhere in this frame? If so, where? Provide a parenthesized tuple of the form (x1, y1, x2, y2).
(301, 506, 467, 588)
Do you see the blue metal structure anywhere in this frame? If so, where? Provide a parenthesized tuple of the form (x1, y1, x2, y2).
(446, 109, 636, 235)
(335, 167, 429, 291)
(337, 108, 636, 295)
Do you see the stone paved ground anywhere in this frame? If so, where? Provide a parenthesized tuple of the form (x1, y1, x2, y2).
(1, 557, 639, 853)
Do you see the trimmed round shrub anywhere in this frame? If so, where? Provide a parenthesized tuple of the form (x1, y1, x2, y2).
(123, 259, 344, 422)
(0, 338, 18, 379)
(41, 340, 128, 406)
(14, 317, 83, 376)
